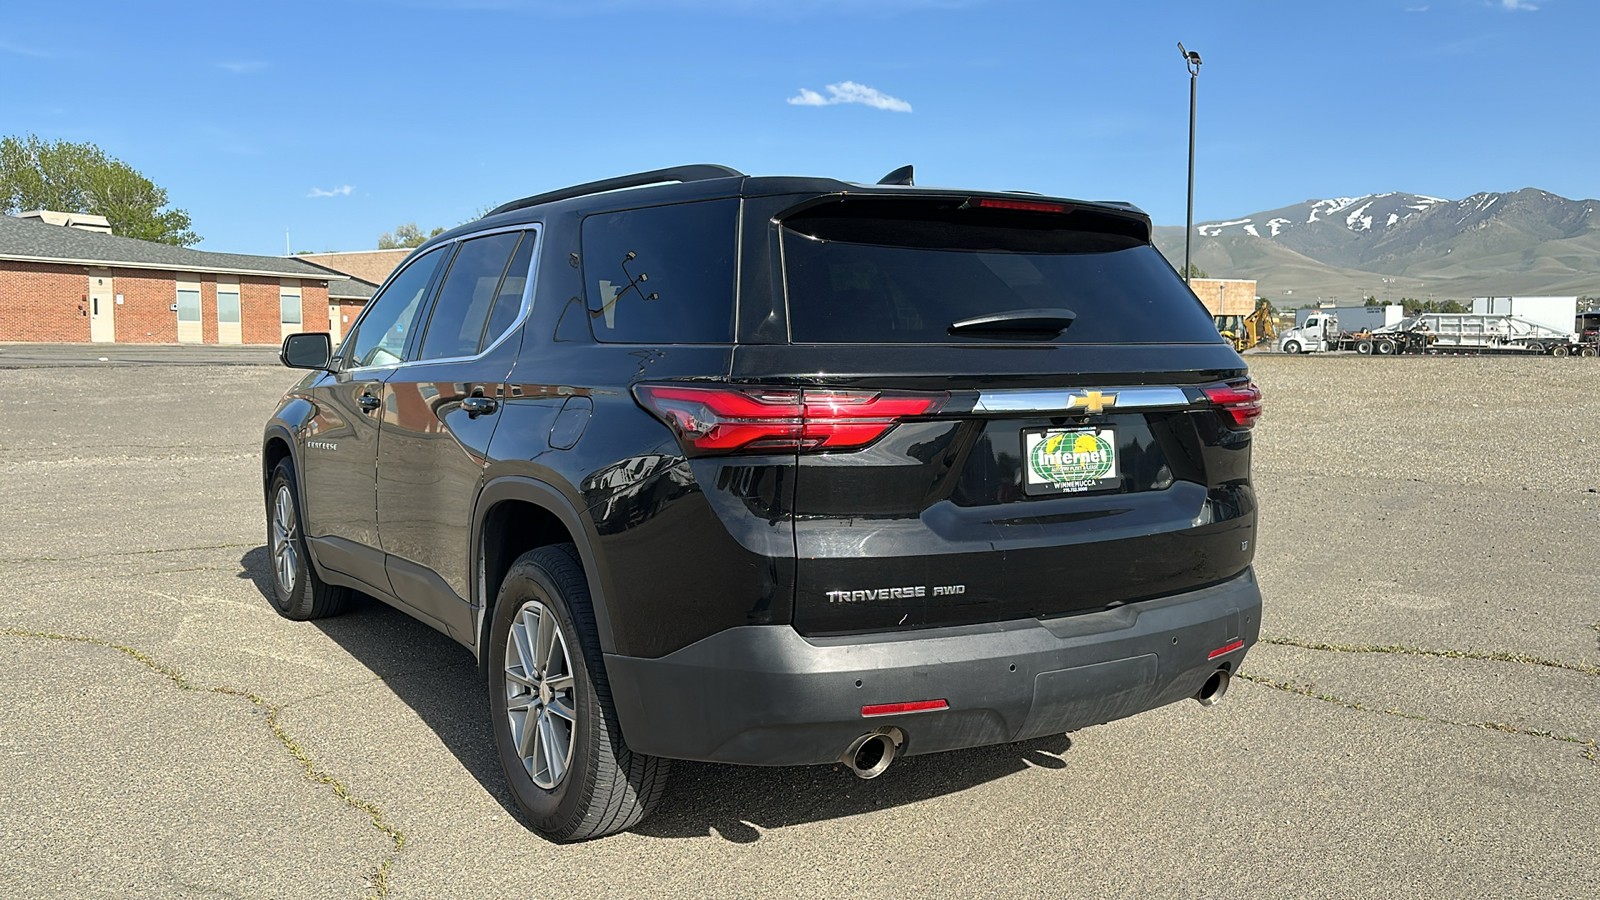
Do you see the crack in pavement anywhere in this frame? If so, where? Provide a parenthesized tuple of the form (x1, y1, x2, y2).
(1, 566, 245, 590)
(1235, 674, 1599, 767)
(1245, 633, 1600, 768)
(1, 627, 407, 899)
(0, 542, 258, 564)
(1260, 636, 1600, 677)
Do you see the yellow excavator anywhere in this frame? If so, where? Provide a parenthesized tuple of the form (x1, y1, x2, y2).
(1214, 306, 1277, 353)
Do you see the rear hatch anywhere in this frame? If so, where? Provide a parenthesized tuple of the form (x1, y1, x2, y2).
(768, 195, 1258, 634)
(634, 192, 1260, 636)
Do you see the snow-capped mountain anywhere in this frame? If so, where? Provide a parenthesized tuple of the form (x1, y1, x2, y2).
(1194, 192, 1451, 240)
(1153, 188, 1600, 301)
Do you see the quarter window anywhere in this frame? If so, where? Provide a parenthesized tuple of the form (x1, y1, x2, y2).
(418, 231, 525, 361)
(581, 200, 737, 343)
(346, 246, 446, 368)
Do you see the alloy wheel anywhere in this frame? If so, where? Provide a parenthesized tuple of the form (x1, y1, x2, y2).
(271, 485, 299, 593)
(504, 600, 577, 790)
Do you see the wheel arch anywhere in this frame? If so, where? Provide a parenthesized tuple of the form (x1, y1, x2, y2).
(262, 425, 299, 493)
(472, 476, 616, 673)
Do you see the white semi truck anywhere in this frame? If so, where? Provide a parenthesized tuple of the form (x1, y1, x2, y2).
(1279, 312, 1589, 356)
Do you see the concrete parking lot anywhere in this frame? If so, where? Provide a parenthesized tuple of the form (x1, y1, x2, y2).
(1, 344, 1595, 899)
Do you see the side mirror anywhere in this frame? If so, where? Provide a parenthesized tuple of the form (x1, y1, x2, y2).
(280, 332, 332, 370)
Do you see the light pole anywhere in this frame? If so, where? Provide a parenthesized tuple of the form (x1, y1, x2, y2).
(1178, 42, 1202, 286)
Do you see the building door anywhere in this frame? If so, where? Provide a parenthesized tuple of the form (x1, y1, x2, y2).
(327, 303, 343, 346)
(88, 270, 115, 342)
(216, 277, 242, 345)
(176, 279, 202, 343)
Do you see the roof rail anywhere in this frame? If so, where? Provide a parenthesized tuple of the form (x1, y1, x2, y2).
(485, 164, 746, 217)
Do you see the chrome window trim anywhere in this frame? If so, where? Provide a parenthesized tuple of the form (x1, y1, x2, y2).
(972, 386, 1194, 413)
(343, 224, 543, 375)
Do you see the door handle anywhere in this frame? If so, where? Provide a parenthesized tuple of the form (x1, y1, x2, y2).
(461, 396, 498, 417)
(358, 393, 381, 412)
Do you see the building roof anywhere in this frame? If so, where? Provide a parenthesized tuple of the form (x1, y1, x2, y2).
(293, 249, 411, 286)
(0, 214, 335, 281)
(327, 276, 378, 301)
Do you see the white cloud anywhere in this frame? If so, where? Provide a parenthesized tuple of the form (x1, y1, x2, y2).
(1499, 0, 1537, 10)
(218, 60, 268, 74)
(307, 185, 354, 198)
(787, 81, 912, 113)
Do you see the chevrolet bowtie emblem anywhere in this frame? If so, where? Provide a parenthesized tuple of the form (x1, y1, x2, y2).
(1066, 390, 1118, 414)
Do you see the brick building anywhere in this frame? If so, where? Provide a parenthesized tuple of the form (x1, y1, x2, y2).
(1188, 278, 1259, 317)
(295, 249, 408, 287)
(0, 213, 347, 345)
(326, 276, 377, 346)
(293, 250, 405, 346)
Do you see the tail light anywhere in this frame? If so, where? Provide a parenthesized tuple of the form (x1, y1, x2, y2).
(1202, 379, 1263, 429)
(634, 384, 946, 456)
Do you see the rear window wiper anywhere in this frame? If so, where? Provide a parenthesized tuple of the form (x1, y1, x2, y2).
(947, 308, 1076, 338)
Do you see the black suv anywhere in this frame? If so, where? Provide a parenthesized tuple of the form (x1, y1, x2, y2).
(264, 164, 1263, 842)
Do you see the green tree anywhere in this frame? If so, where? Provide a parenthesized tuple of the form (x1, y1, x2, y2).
(1180, 263, 1209, 279)
(377, 222, 446, 249)
(1363, 295, 1381, 307)
(0, 134, 198, 246)
(1403, 297, 1469, 315)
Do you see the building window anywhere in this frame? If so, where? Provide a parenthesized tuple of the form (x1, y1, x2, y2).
(218, 288, 241, 324)
(176, 288, 202, 321)
(280, 289, 302, 325)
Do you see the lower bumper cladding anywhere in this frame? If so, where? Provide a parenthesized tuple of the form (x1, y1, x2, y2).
(605, 568, 1262, 766)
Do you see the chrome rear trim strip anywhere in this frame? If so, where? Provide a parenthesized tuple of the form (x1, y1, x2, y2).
(972, 386, 1193, 413)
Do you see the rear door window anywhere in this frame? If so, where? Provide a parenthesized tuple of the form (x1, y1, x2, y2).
(581, 199, 737, 343)
(418, 231, 525, 361)
(480, 231, 537, 349)
(782, 201, 1220, 344)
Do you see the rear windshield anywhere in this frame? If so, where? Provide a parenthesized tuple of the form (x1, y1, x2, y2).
(782, 201, 1221, 344)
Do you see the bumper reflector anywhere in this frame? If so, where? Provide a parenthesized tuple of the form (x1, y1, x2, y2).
(861, 699, 949, 718)
(1207, 639, 1245, 660)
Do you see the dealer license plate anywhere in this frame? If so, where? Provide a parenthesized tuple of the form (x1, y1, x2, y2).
(1023, 427, 1119, 495)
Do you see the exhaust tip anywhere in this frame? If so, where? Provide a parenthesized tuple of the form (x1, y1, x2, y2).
(1195, 668, 1231, 706)
(842, 729, 901, 779)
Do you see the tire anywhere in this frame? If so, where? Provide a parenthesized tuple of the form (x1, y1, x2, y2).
(1282, 341, 1301, 355)
(1356, 340, 1373, 355)
(1552, 345, 1570, 358)
(266, 460, 351, 620)
(1581, 347, 1598, 358)
(487, 544, 668, 842)
(1375, 339, 1396, 355)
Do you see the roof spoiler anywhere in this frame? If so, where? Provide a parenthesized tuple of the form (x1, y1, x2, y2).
(485, 164, 746, 217)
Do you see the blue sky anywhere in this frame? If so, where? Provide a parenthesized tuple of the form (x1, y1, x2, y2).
(2, 0, 1593, 255)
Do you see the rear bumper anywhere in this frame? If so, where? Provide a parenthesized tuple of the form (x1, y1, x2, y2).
(605, 568, 1262, 766)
